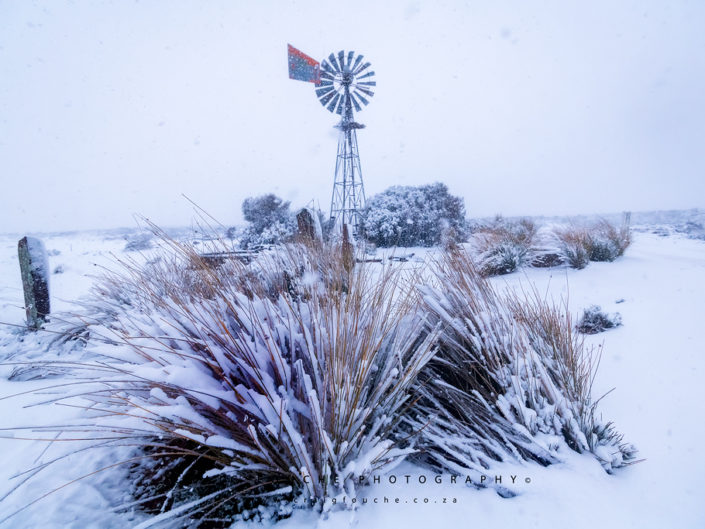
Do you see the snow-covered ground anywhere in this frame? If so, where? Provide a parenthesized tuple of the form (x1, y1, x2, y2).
(0, 223, 704, 528)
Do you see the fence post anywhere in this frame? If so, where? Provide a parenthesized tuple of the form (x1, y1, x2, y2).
(18, 237, 50, 329)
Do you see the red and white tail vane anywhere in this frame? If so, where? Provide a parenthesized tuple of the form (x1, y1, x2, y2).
(287, 44, 321, 85)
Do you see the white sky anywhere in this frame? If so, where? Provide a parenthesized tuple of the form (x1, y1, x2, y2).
(1, 0, 704, 233)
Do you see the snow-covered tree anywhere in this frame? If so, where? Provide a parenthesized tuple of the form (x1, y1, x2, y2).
(240, 193, 295, 248)
(362, 183, 466, 247)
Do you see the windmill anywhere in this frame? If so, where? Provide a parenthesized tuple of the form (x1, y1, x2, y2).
(287, 45, 376, 235)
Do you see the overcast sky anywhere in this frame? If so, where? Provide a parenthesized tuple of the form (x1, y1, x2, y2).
(1, 0, 704, 233)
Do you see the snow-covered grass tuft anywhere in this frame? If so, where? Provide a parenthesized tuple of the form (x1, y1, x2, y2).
(508, 291, 635, 469)
(585, 219, 632, 262)
(554, 226, 591, 269)
(406, 247, 636, 475)
(2, 231, 437, 526)
(554, 217, 631, 268)
(471, 217, 538, 276)
(123, 232, 154, 252)
(469, 216, 632, 274)
(576, 305, 623, 335)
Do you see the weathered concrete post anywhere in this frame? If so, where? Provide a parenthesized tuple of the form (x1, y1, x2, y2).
(296, 208, 323, 245)
(17, 237, 50, 329)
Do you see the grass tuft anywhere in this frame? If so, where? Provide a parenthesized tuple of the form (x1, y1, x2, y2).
(406, 247, 636, 474)
(472, 217, 538, 276)
(554, 216, 631, 269)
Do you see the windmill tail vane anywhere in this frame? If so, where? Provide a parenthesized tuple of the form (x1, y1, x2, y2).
(287, 44, 321, 85)
(287, 44, 376, 236)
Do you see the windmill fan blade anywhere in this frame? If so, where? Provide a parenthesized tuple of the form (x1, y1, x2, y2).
(318, 90, 337, 107)
(321, 60, 335, 75)
(353, 90, 370, 106)
(329, 53, 341, 73)
(346, 51, 355, 71)
(338, 51, 346, 71)
(335, 94, 346, 115)
(350, 92, 362, 112)
(316, 86, 335, 98)
(354, 61, 371, 75)
(320, 70, 335, 81)
(356, 81, 377, 86)
(356, 70, 375, 81)
(355, 86, 375, 97)
(327, 92, 341, 112)
(318, 80, 334, 88)
(351, 54, 364, 73)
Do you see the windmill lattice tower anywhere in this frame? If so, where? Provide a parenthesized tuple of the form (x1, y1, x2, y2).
(288, 45, 376, 235)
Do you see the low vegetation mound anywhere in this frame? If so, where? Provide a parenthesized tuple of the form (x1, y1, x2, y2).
(2, 227, 636, 527)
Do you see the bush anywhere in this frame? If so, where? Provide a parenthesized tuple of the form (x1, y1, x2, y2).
(361, 183, 466, 247)
(240, 194, 295, 248)
(124, 232, 154, 252)
(576, 305, 623, 334)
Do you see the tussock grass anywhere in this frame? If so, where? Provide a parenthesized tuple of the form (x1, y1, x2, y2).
(508, 291, 633, 464)
(472, 217, 538, 276)
(407, 248, 636, 474)
(406, 249, 556, 473)
(469, 215, 632, 274)
(554, 216, 632, 268)
(3, 233, 437, 526)
(553, 226, 591, 269)
(586, 219, 632, 262)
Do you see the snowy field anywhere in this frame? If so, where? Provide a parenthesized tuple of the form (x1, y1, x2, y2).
(0, 219, 704, 528)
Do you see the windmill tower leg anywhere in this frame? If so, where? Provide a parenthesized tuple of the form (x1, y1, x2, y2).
(330, 127, 366, 236)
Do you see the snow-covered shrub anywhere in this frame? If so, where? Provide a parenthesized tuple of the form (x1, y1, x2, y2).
(124, 232, 154, 251)
(529, 249, 564, 268)
(472, 217, 538, 275)
(407, 248, 636, 475)
(361, 182, 466, 247)
(240, 194, 295, 249)
(554, 218, 631, 268)
(585, 219, 631, 262)
(576, 305, 622, 334)
(477, 241, 528, 275)
(526, 226, 566, 268)
(7, 236, 436, 525)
